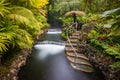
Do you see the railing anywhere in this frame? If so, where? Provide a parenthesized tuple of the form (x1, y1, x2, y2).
(66, 24, 78, 58)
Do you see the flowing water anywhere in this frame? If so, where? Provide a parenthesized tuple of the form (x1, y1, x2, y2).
(18, 28, 105, 80)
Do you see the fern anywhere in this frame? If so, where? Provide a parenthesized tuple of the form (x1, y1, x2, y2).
(15, 27, 33, 48)
(7, 14, 30, 26)
(0, 0, 10, 17)
(6, 6, 43, 36)
(0, 36, 9, 53)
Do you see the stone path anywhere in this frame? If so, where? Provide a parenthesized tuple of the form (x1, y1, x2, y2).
(65, 31, 94, 72)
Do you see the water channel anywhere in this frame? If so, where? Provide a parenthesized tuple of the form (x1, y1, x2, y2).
(18, 28, 105, 80)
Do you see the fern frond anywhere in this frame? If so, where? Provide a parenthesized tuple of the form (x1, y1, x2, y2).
(15, 28, 33, 48)
(0, 0, 10, 17)
(7, 14, 30, 26)
(8, 6, 42, 30)
(0, 36, 10, 52)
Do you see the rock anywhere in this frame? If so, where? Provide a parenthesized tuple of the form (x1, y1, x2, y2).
(13, 76, 18, 80)
(81, 23, 95, 33)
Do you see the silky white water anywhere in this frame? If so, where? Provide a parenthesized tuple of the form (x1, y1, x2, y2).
(34, 44, 65, 59)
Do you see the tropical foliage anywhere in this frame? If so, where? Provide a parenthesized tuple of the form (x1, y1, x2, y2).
(53, 0, 120, 71)
(0, 0, 120, 76)
(0, 0, 49, 64)
(88, 7, 120, 70)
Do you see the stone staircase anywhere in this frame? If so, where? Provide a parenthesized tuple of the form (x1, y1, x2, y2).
(65, 31, 94, 72)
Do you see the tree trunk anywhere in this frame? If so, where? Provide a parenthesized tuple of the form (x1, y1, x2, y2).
(73, 14, 76, 23)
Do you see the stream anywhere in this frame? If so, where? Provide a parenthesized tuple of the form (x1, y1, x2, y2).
(18, 28, 105, 80)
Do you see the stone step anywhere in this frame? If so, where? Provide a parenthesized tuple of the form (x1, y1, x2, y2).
(65, 47, 78, 52)
(70, 63, 94, 72)
(72, 32, 80, 36)
(67, 56, 92, 67)
(68, 39, 78, 43)
(66, 52, 89, 60)
(69, 36, 79, 39)
(66, 43, 78, 47)
(72, 34, 79, 36)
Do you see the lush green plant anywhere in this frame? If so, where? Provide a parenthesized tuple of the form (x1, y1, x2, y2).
(88, 7, 120, 70)
(88, 23, 120, 71)
(0, 0, 49, 65)
(62, 17, 73, 27)
(61, 32, 67, 40)
(55, 0, 81, 15)
(80, 0, 120, 13)
(63, 25, 74, 36)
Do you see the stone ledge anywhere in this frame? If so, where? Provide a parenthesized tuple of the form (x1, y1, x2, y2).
(0, 48, 31, 80)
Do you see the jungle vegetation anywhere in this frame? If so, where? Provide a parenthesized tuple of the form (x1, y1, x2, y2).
(0, 0, 49, 76)
(48, 0, 120, 71)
